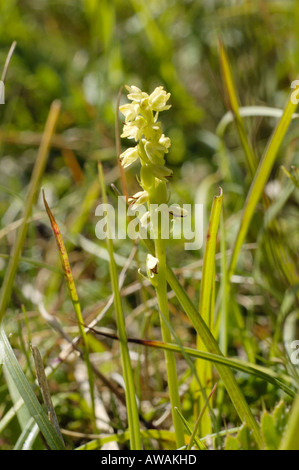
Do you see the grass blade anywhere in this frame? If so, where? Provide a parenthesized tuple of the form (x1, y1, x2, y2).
(165, 264, 264, 447)
(74, 426, 242, 450)
(196, 188, 223, 436)
(0, 398, 24, 434)
(0, 100, 61, 322)
(279, 394, 299, 450)
(219, 40, 257, 177)
(138, 234, 264, 447)
(13, 417, 39, 450)
(217, 106, 299, 138)
(228, 90, 299, 277)
(86, 326, 294, 397)
(98, 163, 141, 450)
(31, 345, 64, 444)
(1, 41, 17, 83)
(0, 324, 65, 450)
(187, 384, 218, 450)
(199, 188, 223, 333)
(174, 407, 206, 450)
(42, 190, 96, 429)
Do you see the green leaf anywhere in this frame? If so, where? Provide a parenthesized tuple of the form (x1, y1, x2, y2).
(164, 263, 265, 448)
(98, 163, 142, 450)
(262, 401, 289, 450)
(87, 326, 295, 397)
(196, 189, 222, 437)
(217, 106, 299, 138)
(225, 424, 258, 450)
(229, 89, 299, 278)
(219, 41, 257, 177)
(0, 324, 65, 450)
(261, 413, 278, 450)
(199, 188, 223, 330)
(0, 101, 61, 323)
(225, 435, 240, 450)
(75, 426, 244, 450)
(279, 394, 299, 450)
(174, 407, 206, 450)
(43, 190, 96, 429)
(281, 165, 299, 189)
(14, 417, 39, 450)
(141, 235, 265, 448)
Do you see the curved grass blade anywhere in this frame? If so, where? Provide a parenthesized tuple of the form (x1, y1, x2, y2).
(217, 106, 299, 138)
(74, 426, 242, 450)
(196, 188, 223, 436)
(0, 100, 61, 323)
(219, 40, 257, 177)
(86, 326, 294, 397)
(42, 190, 96, 429)
(14, 417, 39, 450)
(31, 345, 64, 444)
(187, 384, 218, 450)
(1, 41, 17, 83)
(0, 324, 65, 450)
(279, 394, 299, 450)
(139, 239, 264, 447)
(228, 89, 299, 278)
(199, 188, 223, 333)
(0, 397, 24, 434)
(98, 163, 141, 450)
(75, 429, 179, 450)
(174, 407, 206, 450)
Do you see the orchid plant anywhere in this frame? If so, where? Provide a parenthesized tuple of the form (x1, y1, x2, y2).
(120, 85, 185, 448)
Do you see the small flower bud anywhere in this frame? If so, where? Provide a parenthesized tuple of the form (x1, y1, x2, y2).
(155, 181, 168, 205)
(151, 164, 173, 181)
(159, 134, 171, 151)
(119, 103, 139, 122)
(120, 146, 139, 168)
(120, 85, 172, 190)
(140, 164, 155, 190)
(148, 86, 171, 112)
(146, 254, 159, 286)
(129, 190, 149, 210)
(144, 140, 166, 165)
(126, 85, 148, 102)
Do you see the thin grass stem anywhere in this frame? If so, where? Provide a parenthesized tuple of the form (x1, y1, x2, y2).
(98, 162, 142, 450)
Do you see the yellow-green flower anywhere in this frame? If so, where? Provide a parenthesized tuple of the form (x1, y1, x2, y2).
(119, 84, 172, 181)
(119, 146, 139, 168)
(128, 190, 149, 210)
(148, 86, 171, 112)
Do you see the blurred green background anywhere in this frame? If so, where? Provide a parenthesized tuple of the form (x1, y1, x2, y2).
(1, 0, 299, 449)
(1, 0, 299, 278)
(2, 0, 299, 157)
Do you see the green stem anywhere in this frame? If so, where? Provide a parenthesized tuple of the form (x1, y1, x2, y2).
(98, 163, 141, 450)
(154, 236, 185, 448)
(279, 394, 299, 450)
(147, 181, 185, 448)
(42, 191, 96, 431)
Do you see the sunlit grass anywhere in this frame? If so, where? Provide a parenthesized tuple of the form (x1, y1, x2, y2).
(0, 0, 299, 451)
